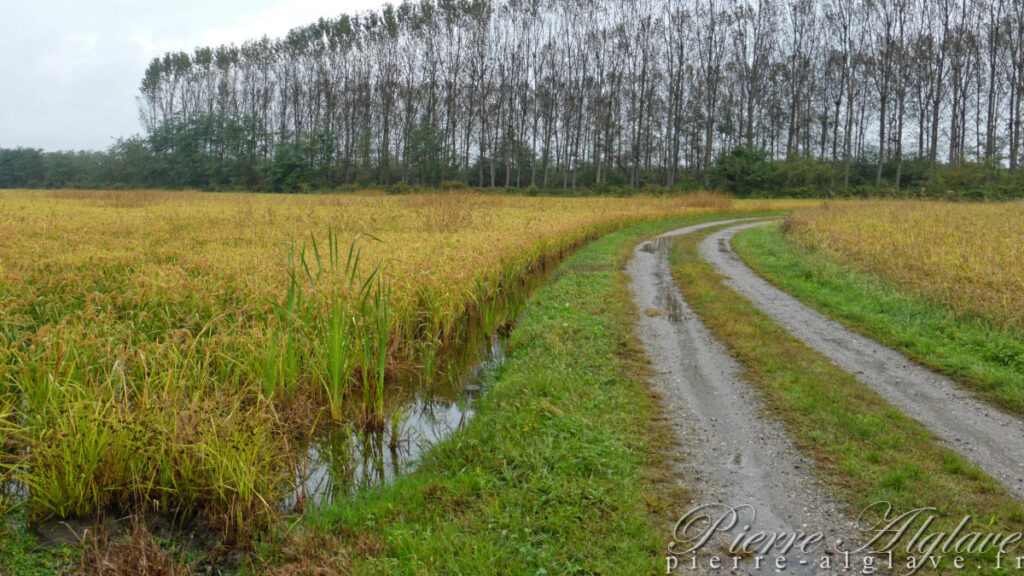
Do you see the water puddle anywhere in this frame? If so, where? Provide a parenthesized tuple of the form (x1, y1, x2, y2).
(278, 248, 559, 507)
(662, 283, 685, 323)
(286, 329, 506, 509)
(640, 237, 669, 254)
(643, 237, 686, 323)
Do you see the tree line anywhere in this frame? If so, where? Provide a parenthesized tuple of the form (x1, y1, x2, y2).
(4, 0, 1024, 197)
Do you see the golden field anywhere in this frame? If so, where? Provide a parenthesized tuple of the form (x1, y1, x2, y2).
(785, 200, 1024, 330)
(0, 189, 754, 387)
(0, 188, 811, 533)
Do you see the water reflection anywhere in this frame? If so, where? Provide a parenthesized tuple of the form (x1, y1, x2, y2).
(286, 336, 502, 509)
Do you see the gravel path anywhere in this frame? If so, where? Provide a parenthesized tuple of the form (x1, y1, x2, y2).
(702, 222, 1024, 500)
(627, 220, 859, 575)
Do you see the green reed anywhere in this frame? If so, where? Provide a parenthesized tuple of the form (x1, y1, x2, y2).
(274, 229, 391, 429)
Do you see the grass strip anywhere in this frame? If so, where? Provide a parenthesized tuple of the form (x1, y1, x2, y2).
(255, 214, 770, 574)
(669, 226, 1024, 576)
(733, 223, 1024, 416)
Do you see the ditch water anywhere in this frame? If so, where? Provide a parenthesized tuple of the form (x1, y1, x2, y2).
(281, 247, 567, 508)
(285, 334, 505, 509)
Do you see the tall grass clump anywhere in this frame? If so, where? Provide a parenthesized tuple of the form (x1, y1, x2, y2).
(2, 307, 290, 536)
(0, 399, 16, 517)
(267, 229, 393, 430)
(8, 370, 289, 535)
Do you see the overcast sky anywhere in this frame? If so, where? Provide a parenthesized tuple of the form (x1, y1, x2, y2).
(0, 0, 388, 152)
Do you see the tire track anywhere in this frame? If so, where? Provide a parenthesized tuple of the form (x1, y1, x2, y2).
(627, 220, 857, 575)
(702, 222, 1024, 500)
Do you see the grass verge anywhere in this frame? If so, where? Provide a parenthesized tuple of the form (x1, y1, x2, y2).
(669, 226, 1024, 576)
(254, 213, 779, 574)
(733, 223, 1024, 416)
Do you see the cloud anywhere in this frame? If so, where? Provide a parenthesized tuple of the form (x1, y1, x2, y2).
(200, 0, 356, 47)
(0, 0, 387, 151)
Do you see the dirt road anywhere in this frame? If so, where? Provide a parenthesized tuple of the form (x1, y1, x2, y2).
(702, 222, 1024, 500)
(627, 220, 857, 574)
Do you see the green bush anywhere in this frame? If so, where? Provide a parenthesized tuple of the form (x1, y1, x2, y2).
(438, 179, 468, 191)
(771, 154, 836, 197)
(640, 182, 670, 196)
(712, 147, 773, 197)
(921, 161, 1015, 200)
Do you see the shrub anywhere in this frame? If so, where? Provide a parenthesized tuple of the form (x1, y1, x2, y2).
(438, 180, 469, 191)
(712, 147, 773, 197)
(772, 155, 837, 197)
(386, 182, 411, 195)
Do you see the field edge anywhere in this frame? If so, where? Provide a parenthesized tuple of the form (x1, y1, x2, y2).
(732, 223, 1024, 417)
(248, 212, 782, 574)
(667, 224, 1024, 576)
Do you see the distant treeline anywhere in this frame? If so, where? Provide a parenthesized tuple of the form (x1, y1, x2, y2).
(4, 0, 1024, 198)
(3, 143, 1020, 199)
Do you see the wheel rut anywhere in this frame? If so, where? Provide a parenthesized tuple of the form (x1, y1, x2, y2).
(702, 222, 1024, 501)
(627, 220, 858, 575)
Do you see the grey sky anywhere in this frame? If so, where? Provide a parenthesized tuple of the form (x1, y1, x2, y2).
(0, 0, 387, 152)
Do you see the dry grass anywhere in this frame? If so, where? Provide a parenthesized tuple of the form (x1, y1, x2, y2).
(75, 519, 194, 576)
(0, 189, 734, 331)
(261, 528, 354, 576)
(735, 197, 821, 213)
(786, 200, 1024, 330)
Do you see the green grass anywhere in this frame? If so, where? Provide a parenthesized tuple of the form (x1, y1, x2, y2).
(668, 226, 1024, 575)
(253, 213, 782, 575)
(0, 525, 78, 575)
(733, 223, 1024, 416)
